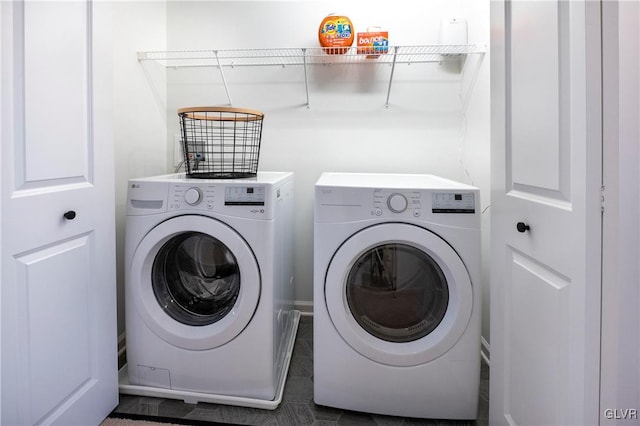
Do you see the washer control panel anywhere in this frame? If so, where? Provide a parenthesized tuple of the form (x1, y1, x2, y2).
(170, 184, 215, 210)
(225, 186, 265, 206)
(387, 193, 408, 213)
(432, 192, 476, 213)
(184, 187, 202, 205)
(167, 184, 267, 210)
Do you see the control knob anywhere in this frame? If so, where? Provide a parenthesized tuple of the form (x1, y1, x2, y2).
(387, 193, 408, 213)
(184, 187, 202, 206)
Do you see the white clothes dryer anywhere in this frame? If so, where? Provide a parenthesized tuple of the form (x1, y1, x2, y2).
(122, 172, 298, 408)
(314, 172, 481, 419)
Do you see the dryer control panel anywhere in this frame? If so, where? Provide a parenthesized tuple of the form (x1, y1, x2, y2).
(432, 192, 476, 213)
(372, 189, 476, 217)
(373, 190, 422, 217)
(314, 172, 480, 228)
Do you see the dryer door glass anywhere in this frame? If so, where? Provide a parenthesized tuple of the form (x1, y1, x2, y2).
(346, 243, 449, 343)
(152, 231, 240, 326)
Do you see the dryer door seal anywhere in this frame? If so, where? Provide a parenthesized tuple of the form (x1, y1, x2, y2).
(325, 223, 473, 366)
(130, 215, 260, 350)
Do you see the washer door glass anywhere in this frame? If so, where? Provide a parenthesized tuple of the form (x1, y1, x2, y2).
(129, 215, 260, 351)
(152, 232, 240, 326)
(346, 243, 448, 343)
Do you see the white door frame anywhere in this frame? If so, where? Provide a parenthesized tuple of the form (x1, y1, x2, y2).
(600, 1, 640, 424)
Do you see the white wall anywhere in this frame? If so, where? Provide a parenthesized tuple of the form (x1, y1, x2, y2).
(113, 1, 167, 335)
(113, 0, 491, 342)
(461, 0, 491, 350)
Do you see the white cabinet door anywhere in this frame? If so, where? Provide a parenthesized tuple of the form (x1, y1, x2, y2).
(490, 1, 602, 425)
(1, 1, 118, 425)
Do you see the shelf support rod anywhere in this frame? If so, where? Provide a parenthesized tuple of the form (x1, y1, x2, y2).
(214, 50, 233, 106)
(385, 46, 399, 108)
(302, 48, 310, 108)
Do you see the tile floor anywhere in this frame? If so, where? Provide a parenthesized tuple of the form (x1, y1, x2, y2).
(110, 315, 489, 426)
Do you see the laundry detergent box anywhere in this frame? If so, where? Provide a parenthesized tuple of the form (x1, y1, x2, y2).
(356, 30, 389, 58)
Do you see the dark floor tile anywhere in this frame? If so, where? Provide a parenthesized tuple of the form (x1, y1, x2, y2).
(337, 410, 377, 425)
(282, 376, 313, 403)
(406, 419, 477, 426)
(297, 319, 313, 341)
(478, 378, 489, 402)
(308, 401, 343, 422)
(115, 396, 196, 418)
(288, 354, 313, 377)
(480, 362, 490, 380)
(292, 337, 313, 358)
(180, 402, 221, 422)
(370, 413, 405, 426)
(275, 402, 315, 426)
(186, 403, 276, 425)
(476, 392, 489, 421)
(110, 315, 490, 426)
(400, 419, 443, 426)
(112, 394, 145, 414)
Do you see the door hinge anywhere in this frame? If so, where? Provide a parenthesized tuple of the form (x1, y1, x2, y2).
(601, 185, 605, 212)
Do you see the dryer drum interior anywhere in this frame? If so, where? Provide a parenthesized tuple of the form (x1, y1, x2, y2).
(346, 243, 449, 343)
(152, 231, 241, 326)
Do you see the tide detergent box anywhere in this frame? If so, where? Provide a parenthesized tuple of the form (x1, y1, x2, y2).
(357, 31, 389, 58)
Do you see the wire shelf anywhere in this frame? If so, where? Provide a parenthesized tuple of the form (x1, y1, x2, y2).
(138, 44, 486, 109)
(137, 45, 485, 68)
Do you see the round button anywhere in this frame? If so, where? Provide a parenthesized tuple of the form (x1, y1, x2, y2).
(184, 187, 202, 206)
(387, 193, 408, 213)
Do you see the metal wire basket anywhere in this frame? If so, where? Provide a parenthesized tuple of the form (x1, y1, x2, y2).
(178, 106, 264, 179)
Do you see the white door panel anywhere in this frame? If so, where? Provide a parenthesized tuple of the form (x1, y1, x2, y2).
(22, 1, 89, 184)
(505, 249, 570, 426)
(509, 1, 564, 193)
(1, 1, 117, 425)
(16, 236, 93, 423)
(491, 1, 602, 425)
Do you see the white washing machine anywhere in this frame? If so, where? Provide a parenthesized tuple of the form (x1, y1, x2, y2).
(314, 172, 481, 419)
(121, 172, 298, 408)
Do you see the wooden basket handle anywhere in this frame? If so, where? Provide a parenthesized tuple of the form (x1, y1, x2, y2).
(178, 106, 264, 121)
